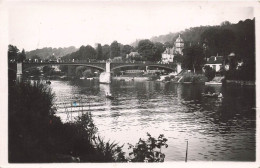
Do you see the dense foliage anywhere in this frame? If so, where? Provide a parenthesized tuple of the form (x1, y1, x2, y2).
(9, 81, 168, 162)
(128, 133, 168, 162)
(8, 82, 126, 162)
(182, 44, 205, 72)
(26, 46, 77, 59)
(137, 39, 164, 62)
(8, 45, 26, 62)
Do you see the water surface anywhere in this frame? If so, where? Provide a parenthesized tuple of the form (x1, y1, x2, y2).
(50, 79, 255, 161)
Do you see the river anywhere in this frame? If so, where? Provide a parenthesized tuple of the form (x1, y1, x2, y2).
(49, 79, 255, 161)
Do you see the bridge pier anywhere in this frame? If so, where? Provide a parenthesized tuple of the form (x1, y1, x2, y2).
(99, 62, 111, 83)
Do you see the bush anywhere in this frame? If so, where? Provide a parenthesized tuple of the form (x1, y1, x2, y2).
(128, 133, 168, 162)
(8, 81, 125, 162)
(9, 81, 57, 162)
(93, 136, 127, 162)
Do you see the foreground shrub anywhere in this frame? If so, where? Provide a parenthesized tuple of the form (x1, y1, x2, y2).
(93, 136, 127, 162)
(9, 81, 168, 163)
(128, 133, 168, 162)
(8, 81, 124, 162)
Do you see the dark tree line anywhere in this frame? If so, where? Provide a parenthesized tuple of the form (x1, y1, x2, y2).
(8, 45, 26, 63)
(62, 41, 134, 62)
(161, 18, 255, 80)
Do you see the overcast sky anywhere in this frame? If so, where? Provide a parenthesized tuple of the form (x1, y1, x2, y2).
(7, 1, 255, 51)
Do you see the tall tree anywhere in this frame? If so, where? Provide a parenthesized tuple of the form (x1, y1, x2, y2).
(102, 44, 110, 60)
(110, 41, 120, 59)
(96, 43, 103, 60)
(85, 45, 97, 60)
(121, 45, 133, 60)
(153, 42, 164, 62)
(137, 39, 154, 61)
(182, 44, 205, 73)
(17, 49, 26, 62)
(8, 45, 19, 62)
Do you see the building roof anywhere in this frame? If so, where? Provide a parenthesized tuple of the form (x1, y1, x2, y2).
(206, 56, 223, 64)
(175, 34, 184, 43)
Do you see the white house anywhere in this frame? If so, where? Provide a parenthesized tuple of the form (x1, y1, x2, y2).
(204, 56, 223, 72)
(161, 48, 174, 64)
(161, 35, 184, 74)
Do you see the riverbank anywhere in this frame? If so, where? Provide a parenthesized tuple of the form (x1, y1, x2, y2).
(113, 76, 149, 81)
(225, 80, 255, 86)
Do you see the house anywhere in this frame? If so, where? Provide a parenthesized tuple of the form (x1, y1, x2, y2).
(161, 48, 174, 64)
(204, 56, 223, 72)
(161, 35, 184, 64)
(161, 35, 184, 74)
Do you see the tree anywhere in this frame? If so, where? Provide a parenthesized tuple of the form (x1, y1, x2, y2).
(153, 42, 164, 62)
(182, 44, 205, 73)
(84, 45, 97, 60)
(96, 43, 103, 60)
(164, 42, 173, 48)
(17, 49, 26, 62)
(173, 53, 183, 64)
(110, 41, 120, 59)
(220, 21, 231, 26)
(8, 45, 19, 62)
(121, 45, 133, 60)
(102, 45, 110, 60)
(137, 39, 154, 61)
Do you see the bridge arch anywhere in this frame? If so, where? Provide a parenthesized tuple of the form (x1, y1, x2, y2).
(111, 64, 146, 71)
(23, 63, 106, 72)
(111, 64, 176, 72)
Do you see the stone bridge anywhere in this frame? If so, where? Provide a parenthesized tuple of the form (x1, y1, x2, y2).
(9, 62, 177, 73)
(9, 62, 177, 83)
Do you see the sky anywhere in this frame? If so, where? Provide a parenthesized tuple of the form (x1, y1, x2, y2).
(6, 1, 255, 51)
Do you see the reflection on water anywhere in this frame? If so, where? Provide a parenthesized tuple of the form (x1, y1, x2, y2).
(50, 79, 255, 161)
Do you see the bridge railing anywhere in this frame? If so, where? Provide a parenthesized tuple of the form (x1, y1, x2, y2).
(10, 59, 176, 65)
